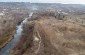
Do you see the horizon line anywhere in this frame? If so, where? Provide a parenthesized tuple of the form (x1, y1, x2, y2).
(0, 2, 84, 5)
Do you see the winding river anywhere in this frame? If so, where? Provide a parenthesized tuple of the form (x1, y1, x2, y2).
(0, 12, 33, 55)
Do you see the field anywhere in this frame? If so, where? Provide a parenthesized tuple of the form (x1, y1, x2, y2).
(10, 13, 85, 55)
(0, 2, 85, 55)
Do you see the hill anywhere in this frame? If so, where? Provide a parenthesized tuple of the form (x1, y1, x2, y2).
(10, 17, 85, 55)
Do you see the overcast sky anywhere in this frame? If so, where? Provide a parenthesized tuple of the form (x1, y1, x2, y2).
(0, 0, 85, 4)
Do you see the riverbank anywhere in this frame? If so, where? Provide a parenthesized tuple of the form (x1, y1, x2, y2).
(10, 17, 85, 55)
(0, 31, 15, 49)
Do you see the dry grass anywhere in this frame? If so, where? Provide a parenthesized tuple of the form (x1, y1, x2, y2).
(0, 35, 13, 48)
(38, 18, 85, 55)
(11, 17, 85, 55)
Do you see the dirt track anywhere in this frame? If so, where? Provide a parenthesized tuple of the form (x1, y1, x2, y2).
(10, 18, 85, 55)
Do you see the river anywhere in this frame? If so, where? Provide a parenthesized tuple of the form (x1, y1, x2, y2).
(0, 12, 33, 55)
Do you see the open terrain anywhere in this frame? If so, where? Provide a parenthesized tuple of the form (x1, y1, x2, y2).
(0, 2, 85, 55)
(0, 6, 29, 48)
(10, 15, 85, 55)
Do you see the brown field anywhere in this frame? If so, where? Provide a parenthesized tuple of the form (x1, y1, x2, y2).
(10, 16, 85, 55)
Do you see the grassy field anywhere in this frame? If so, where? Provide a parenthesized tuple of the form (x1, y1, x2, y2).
(10, 16, 85, 55)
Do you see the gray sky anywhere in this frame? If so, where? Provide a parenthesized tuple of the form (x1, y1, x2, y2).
(0, 0, 85, 4)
